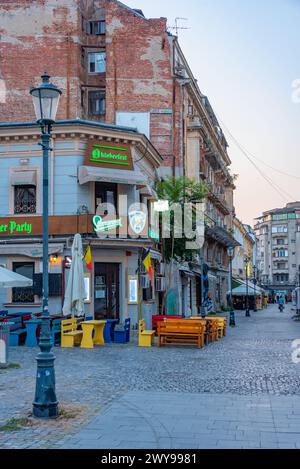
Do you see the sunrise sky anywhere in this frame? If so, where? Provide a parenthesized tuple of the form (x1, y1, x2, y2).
(125, 0, 300, 226)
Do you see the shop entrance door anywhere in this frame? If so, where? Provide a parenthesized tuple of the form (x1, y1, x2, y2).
(94, 263, 120, 319)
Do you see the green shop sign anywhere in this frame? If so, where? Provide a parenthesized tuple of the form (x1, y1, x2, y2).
(86, 139, 133, 170)
(0, 220, 32, 235)
(90, 144, 129, 166)
(93, 215, 122, 233)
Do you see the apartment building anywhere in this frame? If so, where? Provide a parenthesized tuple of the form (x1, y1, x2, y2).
(0, 0, 236, 312)
(255, 202, 300, 296)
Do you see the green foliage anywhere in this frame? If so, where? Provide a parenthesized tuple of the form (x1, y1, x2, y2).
(155, 176, 208, 262)
(0, 418, 32, 432)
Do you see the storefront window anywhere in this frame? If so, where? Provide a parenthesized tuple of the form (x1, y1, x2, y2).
(12, 262, 34, 303)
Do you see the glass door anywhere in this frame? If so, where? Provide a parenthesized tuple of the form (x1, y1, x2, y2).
(94, 263, 120, 319)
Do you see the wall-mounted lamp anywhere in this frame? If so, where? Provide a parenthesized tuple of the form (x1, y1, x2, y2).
(49, 254, 60, 265)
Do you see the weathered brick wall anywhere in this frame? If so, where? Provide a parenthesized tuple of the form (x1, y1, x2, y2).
(0, 0, 82, 122)
(0, 0, 183, 170)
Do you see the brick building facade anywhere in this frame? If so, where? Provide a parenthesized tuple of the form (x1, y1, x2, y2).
(0, 0, 237, 311)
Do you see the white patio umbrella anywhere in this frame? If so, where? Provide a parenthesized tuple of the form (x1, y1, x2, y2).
(62, 234, 86, 317)
(0, 266, 33, 288)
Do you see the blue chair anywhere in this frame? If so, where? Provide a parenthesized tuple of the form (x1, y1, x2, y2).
(51, 319, 62, 346)
(9, 317, 26, 346)
(113, 318, 130, 344)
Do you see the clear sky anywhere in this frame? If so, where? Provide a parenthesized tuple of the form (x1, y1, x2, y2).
(124, 0, 300, 226)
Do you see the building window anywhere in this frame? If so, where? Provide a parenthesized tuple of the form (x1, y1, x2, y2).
(276, 238, 285, 245)
(88, 51, 106, 73)
(272, 225, 288, 233)
(274, 249, 288, 258)
(12, 262, 34, 303)
(14, 185, 36, 214)
(89, 20, 106, 35)
(88, 90, 105, 116)
(95, 182, 118, 215)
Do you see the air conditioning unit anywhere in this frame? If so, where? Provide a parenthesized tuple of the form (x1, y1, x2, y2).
(140, 274, 150, 289)
(155, 277, 166, 292)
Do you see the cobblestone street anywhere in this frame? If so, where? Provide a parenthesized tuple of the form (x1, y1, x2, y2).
(1, 304, 300, 448)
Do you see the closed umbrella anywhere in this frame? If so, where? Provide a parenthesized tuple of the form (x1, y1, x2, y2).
(0, 266, 33, 288)
(62, 234, 86, 317)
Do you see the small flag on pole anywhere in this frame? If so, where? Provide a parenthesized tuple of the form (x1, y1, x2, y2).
(142, 248, 153, 282)
(84, 245, 92, 271)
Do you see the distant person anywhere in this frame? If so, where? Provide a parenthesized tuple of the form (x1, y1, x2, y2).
(278, 295, 285, 312)
(264, 295, 268, 308)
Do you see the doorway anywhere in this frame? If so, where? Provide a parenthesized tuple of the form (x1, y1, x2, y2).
(94, 263, 120, 319)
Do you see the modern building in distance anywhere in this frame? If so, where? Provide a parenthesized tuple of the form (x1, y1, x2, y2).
(255, 202, 300, 297)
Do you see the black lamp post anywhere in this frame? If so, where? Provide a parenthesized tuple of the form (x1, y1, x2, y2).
(227, 245, 235, 326)
(253, 265, 257, 312)
(30, 73, 62, 418)
(245, 255, 251, 317)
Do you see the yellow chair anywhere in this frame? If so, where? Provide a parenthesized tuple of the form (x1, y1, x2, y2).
(138, 319, 155, 347)
(61, 318, 83, 348)
(207, 317, 226, 338)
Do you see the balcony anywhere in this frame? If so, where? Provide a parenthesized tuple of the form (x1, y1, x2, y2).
(207, 183, 231, 215)
(187, 115, 204, 131)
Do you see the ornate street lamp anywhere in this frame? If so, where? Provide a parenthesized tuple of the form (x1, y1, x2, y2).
(244, 255, 251, 317)
(227, 246, 236, 326)
(253, 265, 257, 312)
(30, 73, 62, 418)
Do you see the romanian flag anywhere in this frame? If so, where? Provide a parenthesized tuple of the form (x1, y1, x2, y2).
(84, 245, 92, 271)
(142, 248, 153, 282)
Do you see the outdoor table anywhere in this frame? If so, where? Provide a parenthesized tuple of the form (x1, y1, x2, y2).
(103, 319, 119, 343)
(25, 319, 42, 347)
(80, 320, 107, 349)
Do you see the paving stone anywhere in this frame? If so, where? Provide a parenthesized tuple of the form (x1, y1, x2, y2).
(2, 304, 300, 449)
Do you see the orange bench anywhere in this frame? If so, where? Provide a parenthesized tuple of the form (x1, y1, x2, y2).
(157, 319, 205, 349)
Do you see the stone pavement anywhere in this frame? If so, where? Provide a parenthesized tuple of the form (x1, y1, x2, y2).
(60, 391, 300, 449)
(1, 303, 300, 448)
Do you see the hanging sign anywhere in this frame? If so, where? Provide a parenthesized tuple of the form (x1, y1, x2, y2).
(85, 140, 133, 170)
(93, 215, 122, 233)
(128, 209, 147, 235)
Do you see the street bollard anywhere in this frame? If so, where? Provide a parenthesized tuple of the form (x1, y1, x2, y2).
(0, 322, 12, 368)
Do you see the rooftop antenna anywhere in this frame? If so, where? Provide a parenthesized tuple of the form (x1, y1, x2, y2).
(168, 17, 190, 36)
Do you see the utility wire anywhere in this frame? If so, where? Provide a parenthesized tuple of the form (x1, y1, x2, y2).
(216, 116, 297, 202)
(230, 136, 300, 180)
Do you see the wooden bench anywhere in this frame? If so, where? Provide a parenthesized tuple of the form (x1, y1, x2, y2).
(207, 316, 227, 338)
(205, 318, 219, 343)
(61, 318, 83, 348)
(9, 317, 26, 346)
(138, 319, 155, 347)
(152, 315, 182, 335)
(157, 319, 205, 348)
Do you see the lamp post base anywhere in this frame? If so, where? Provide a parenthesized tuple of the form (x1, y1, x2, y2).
(33, 350, 58, 419)
(229, 310, 236, 327)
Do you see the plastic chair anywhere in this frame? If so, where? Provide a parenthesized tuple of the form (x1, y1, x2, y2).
(114, 318, 130, 344)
